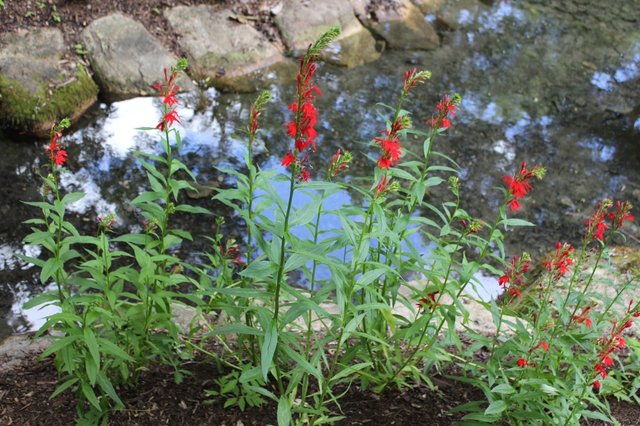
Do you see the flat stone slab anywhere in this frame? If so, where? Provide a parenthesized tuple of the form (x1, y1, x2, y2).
(411, 0, 444, 14)
(165, 6, 288, 92)
(0, 28, 98, 136)
(274, 0, 380, 66)
(81, 14, 192, 101)
(367, 0, 440, 50)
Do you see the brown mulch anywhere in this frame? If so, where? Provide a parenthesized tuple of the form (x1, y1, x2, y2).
(1, 345, 640, 425)
(0, 350, 482, 425)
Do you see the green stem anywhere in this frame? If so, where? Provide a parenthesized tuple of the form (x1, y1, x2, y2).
(301, 196, 325, 405)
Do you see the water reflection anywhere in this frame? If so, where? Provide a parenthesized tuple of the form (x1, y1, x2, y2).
(1, 0, 639, 338)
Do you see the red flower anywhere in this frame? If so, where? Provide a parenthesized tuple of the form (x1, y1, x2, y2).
(153, 66, 183, 132)
(45, 130, 68, 167)
(573, 304, 594, 328)
(374, 175, 390, 199)
(585, 199, 613, 242)
(281, 152, 295, 167)
(592, 380, 601, 391)
(517, 357, 528, 368)
(503, 161, 544, 213)
(607, 200, 634, 231)
(534, 341, 549, 353)
(427, 94, 460, 130)
(542, 242, 574, 280)
(54, 149, 68, 166)
(286, 57, 321, 154)
(417, 292, 440, 312)
(402, 68, 430, 97)
(328, 148, 352, 178)
(498, 254, 531, 302)
(297, 168, 310, 183)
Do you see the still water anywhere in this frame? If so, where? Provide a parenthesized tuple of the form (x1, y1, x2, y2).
(1, 0, 638, 340)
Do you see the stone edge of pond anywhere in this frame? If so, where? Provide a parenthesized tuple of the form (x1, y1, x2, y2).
(0, 0, 451, 138)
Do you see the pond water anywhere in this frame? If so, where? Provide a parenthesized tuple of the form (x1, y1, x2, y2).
(1, 0, 639, 340)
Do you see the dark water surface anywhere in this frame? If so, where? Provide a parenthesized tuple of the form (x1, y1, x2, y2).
(1, 0, 639, 340)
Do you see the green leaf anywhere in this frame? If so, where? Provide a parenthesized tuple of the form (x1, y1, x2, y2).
(330, 362, 372, 383)
(40, 257, 62, 283)
(61, 192, 85, 205)
(81, 380, 101, 411)
(356, 268, 389, 287)
(501, 218, 535, 227)
(491, 384, 515, 395)
(96, 373, 123, 407)
(41, 334, 80, 359)
(131, 191, 164, 205)
(97, 338, 134, 362)
(340, 313, 365, 345)
(277, 396, 291, 426)
(50, 377, 79, 399)
(280, 344, 322, 381)
(175, 204, 212, 215)
(83, 328, 101, 369)
(261, 322, 278, 381)
(484, 400, 507, 416)
(240, 260, 275, 280)
(205, 324, 263, 337)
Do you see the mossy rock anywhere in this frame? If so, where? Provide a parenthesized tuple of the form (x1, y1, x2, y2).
(0, 28, 98, 137)
(0, 66, 98, 137)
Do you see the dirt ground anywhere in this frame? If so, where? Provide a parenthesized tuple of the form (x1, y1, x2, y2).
(1, 345, 639, 425)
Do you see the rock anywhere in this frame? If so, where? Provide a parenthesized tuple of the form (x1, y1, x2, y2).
(0, 334, 51, 370)
(411, 0, 444, 14)
(367, 0, 440, 50)
(81, 14, 192, 101)
(275, 0, 380, 67)
(321, 26, 382, 68)
(0, 28, 98, 137)
(437, 0, 487, 30)
(165, 6, 289, 92)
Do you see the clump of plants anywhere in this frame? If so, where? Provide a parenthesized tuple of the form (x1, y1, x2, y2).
(21, 27, 637, 426)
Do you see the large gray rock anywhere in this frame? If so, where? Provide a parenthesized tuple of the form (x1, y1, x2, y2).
(437, 0, 487, 30)
(81, 14, 192, 100)
(411, 0, 444, 14)
(274, 0, 381, 67)
(165, 6, 289, 92)
(368, 0, 440, 50)
(0, 28, 98, 137)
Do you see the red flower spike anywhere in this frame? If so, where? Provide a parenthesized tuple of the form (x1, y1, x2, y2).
(374, 175, 390, 199)
(282, 152, 295, 167)
(535, 341, 549, 353)
(593, 380, 601, 391)
(153, 67, 182, 132)
(606, 200, 634, 231)
(498, 254, 531, 302)
(427, 94, 459, 131)
(297, 168, 310, 183)
(503, 161, 544, 213)
(585, 199, 613, 242)
(45, 129, 68, 167)
(542, 242, 574, 281)
(517, 357, 529, 368)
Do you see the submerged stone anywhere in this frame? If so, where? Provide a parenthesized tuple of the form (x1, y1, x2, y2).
(411, 0, 444, 14)
(165, 6, 289, 92)
(275, 0, 380, 67)
(81, 14, 193, 101)
(0, 28, 98, 137)
(367, 0, 440, 50)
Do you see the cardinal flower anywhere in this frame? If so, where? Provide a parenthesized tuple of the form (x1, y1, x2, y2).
(503, 161, 545, 213)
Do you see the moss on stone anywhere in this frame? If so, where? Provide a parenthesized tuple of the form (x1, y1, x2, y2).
(0, 65, 98, 136)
